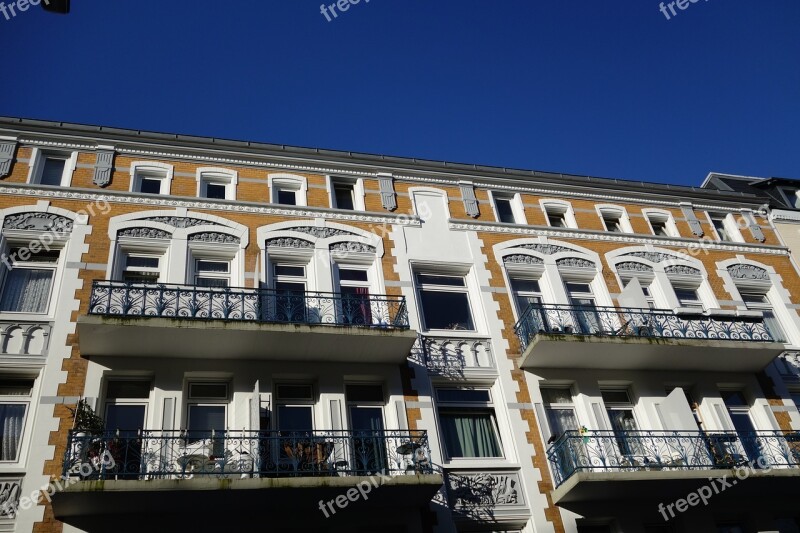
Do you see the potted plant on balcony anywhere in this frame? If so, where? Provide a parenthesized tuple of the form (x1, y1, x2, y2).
(67, 399, 106, 476)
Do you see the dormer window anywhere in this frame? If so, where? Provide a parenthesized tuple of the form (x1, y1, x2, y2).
(596, 206, 632, 233)
(601, 212, 623, 233)
(28, 149, 77, 187)
(197, 168, 237, 201)
(491, 192, 525, 224)
(130, 162, 173, 195)
(541, 201, 576, 229)
(269, 174, 308, 207)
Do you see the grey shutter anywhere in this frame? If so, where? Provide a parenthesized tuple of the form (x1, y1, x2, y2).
(377, 174, 397, 211)
(93, 150, 115, 187)
(0, 141, 16, 178)
(679, 203, 704, 237)
(460, 182, 480, 218)
(395, 400, 409, 431)
(330, 400, 342, 431)
(741, 210, 766, 242)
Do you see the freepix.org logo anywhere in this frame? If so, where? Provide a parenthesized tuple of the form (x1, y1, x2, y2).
(1, 0, 54, 21)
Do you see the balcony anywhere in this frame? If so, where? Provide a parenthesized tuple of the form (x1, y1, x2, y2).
(53, 429, 443, 532)
(77, 280, 417, 362)
(412, 334, 497, 379)
(547, 430, 800, 514)
(515, 304, 785, 371)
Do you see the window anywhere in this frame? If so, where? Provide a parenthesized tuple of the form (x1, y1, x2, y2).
(269, 174, 307, 206)
(545, 205, 568, 227)
(566, 282, 601, 334)
(131, 162, 173, 195)
(437, 388, 502, 458)
(0, 378, 33, 461)
(778, 187, 800, 209)
(28, 149, 76, 186)
(492, 193, 521, 224)
(645, 211, 677, 237)
(415, 272, 475, 331)
(121, 254, 161, 284)
(105, 381, 149, 434)
(337, 266, 372, 325)
(186, 382, 228, 445)
(197, 168, 237, 201)
(0, 247, 59, 313)
(347, 385, 386, 472)
(273, 264, 307, 322)
(276, 384, 314, 433)
(641, 285, 656, 309)
(602, 389, 641, 456)
(601, 212, 623, 233)
(510, 278, 542, 316)
(675, 287, 703, 310)
(333, 182, 355, 210)
(741, 291, 786, 342)
(194, 259, 230, 288)
(541, 388, 579, 441)
(708, 212, 740, 242)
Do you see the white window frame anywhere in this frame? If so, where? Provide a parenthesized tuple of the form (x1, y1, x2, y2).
(0, 375, 36, 465)
(327, 176, 365, 211)
(185, 381, 230, 432)
(706, 211, 743, 243)
(540, 200, 577, 229)
(778, 186, 800, 209)
(113, 243, 169, 284)
(413, 268, 477, 332)
(103, 379, 152, 431)
(26, 148, 78, 187)
(196, 167, 237, 201)
(188, 242, 239, 287)
(489, 191, 526, 225)
(0, 242, 63, 316)
(595, 205, 633, 234)
(435, 386, 504, 461)
(269, 174, 308, 207)
(130, 161, 174, 195)
(643, 209, 679, 237)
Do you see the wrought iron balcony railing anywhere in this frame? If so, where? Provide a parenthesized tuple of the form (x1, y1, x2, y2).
(547, 430, 800, 487)
(88, 280, 409, 329)
(514, 303, 776, 352)
(63, 429, 432, 480)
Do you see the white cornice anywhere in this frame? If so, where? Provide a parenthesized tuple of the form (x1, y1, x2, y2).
(0, 184, 421, 226)
(771, 210, 800, 223)
(449, 221, 790, 256)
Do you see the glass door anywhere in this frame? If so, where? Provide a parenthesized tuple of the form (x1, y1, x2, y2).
(273, 265, 307, 323)
(104, 380, 150, 478)
(337, 267, 372, 325)
(602, 390, 642, 460)
(347, 385, 386, 474)
(566, 282, 601, 334)
(722, 391, 763, 467)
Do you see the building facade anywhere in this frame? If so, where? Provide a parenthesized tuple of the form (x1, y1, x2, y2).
(0, 118, 797, 533)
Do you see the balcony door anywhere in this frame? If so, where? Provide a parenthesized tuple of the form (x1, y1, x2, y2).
(347, 385, 386, 474)
(337, 267, 372, 325)
(721, 391, 763, 466)
(186, 382, 228, 459)
(566, 282, 601, 334)
(601, 389, 642, 459)
(275, 384, 315, 472)
(272, 264, 308, 323)
(104, 381, 150, 478)
(741, 291, 786, 342)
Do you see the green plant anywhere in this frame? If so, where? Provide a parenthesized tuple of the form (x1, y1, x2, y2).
(68, 399, 105, 433)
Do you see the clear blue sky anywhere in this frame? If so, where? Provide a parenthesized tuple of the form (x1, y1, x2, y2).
(1, 0, 798, 186)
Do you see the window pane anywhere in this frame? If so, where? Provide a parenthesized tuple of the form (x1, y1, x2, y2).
(106, 381, 150, 399)
(277, 189, 297, 205)
(10, 248, 60, 264)
(334, 184, 355, 210)
(123, 272, 159, 284)
(339, 269, 369, 282)
(565, 282, 592, 294)
(126, 256, 159, 269)
(416, 274, 466, 287)
(438, 389, 491, 403)
(0, 380, 33, 396)
(205, 183, 227, 199)
(741, 292, 768, 304)
(40, 157, 66, 186)
(440, 410, 501, 458)
(346, 385, 384, 403)
(196, 277, 229, 288)
(276, 384, 313, 401)
(541, 388, 573, 405)
(189, 383, 228, 400)
(601, 390, 632, 404)
(197, 261, 229, 273)
(105, 404, 146, 435)
(722, 391, 748, 407)
(139, 177, 161, 194)
(188, 405, 226, 432)
(419, 290, 474, 330)
(277, 405, 313, 432)
(0, 269, 53, 313)
(495, 198, 515, 223)
(0, 404, 26, 460)
(511, 279, 541, 293)
(275, 265, 305, 277)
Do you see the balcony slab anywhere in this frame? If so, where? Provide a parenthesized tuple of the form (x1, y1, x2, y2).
(518, 333, 785, 372)
(77, 314, 418, 362)
(53, 473, 444, 533)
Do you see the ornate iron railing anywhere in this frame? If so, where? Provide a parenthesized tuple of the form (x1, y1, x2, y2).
(88, 280, 409, 329)
(514, 304, 774, 352)
(63, 429, 432, 480)
(547, 430, 800, 487)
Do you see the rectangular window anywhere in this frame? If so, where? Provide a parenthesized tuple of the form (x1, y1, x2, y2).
(741, 291, 786, 342)
(437, 388, 502, 458)
(186, 382, 228, 449)
(675, 287, 703, 309)
(138, 177, 162, 194)
(0, 378, 33, 461)
(601, 212, 623, 233)
(122, 254, 160, 284)
(647, 214, 672, 236)
(510, 278, 542, 316)
(40, 156, 67, 186)
(602, 388, 641, 457)
(195, 259, 230, 288)
(709, 212, 731, 242)
(494, 196, 516, 224)
(338, 267, 371, 325)
(276, 384, 314, 434)
(415, 272, 475, 331)
(333, 182, 356, 210)
(277, 188, 297, 206)
(0, 248, 59, 313)
(545, 207, 567, 228)
(541, 387, 579, 439)
(204, 183, 227, 200)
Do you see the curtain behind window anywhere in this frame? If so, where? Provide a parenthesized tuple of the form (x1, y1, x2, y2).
(441, 411, 501, 457)
(0, 405, 26, 461)
(0, 269, 53, 313)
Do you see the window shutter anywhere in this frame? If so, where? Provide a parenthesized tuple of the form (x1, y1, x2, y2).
(460, 182, 480, 218)
(741, 210, 766, 242)
(377, 173, 397, 211)
(93, 149, 115, 187)
(395, 400, 408, 431)
(162, 397, 176, 430)
(534, 402, 553, 444)
(679, 203, 704, 237)
(0, 141, 16, 178)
